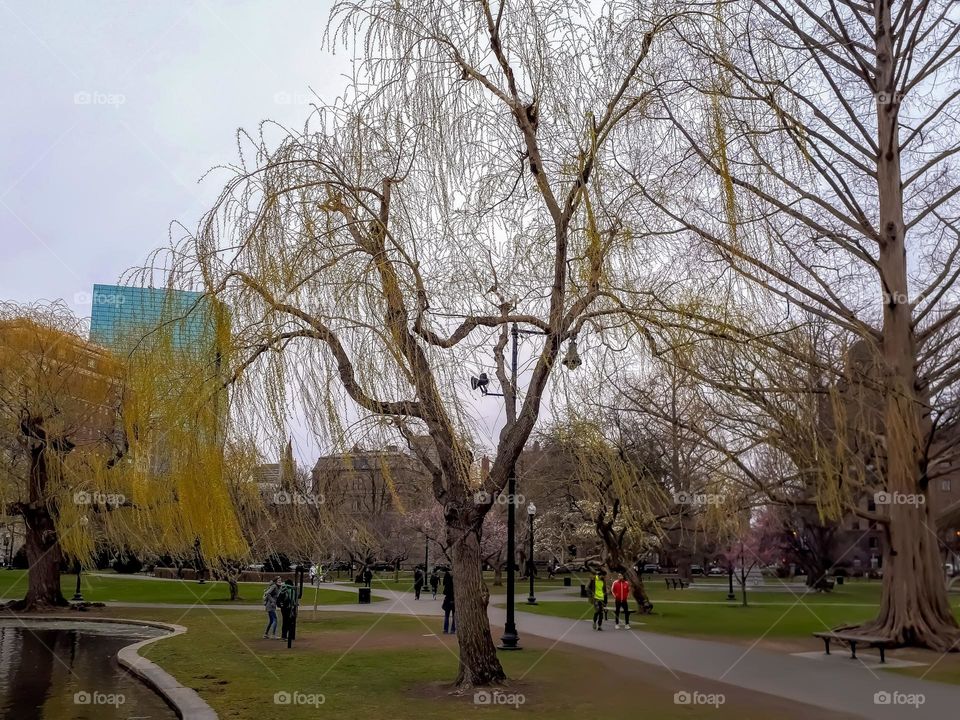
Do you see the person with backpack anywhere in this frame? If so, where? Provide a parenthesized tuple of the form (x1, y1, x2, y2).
(413, 565, 425, 600)
(278, 578, 299, 641)
(430, 568, 440, 599)
(441, 570, 456, 634)
(611, 573, 632, 629)
(262, 577, 282, 639)
(587, 569, 608, 631)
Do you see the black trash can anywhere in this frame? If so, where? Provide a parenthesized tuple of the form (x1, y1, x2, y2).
(563, 577, 572, 587)
(580, 584, 587, 598)
(359, 587, 372, 604)
(835, 575, 844, 586)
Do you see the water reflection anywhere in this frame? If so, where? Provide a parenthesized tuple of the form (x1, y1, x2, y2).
(0, 620, 176, 719)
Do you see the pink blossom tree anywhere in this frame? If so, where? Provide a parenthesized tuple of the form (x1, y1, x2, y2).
(720, 512, 781, 607)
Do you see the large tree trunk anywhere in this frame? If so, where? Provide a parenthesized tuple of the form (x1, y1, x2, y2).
(16, 444, 67, 611)
(448, 519, 506, 688)
(852, 1, 960, 651)
(623, 564, 654, 613)
(598, 524, 653, 613)
(19, 505, 67, 610)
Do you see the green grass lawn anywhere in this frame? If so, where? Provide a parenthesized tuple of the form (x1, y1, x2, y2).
(93, 606, 849, 720)
(0, 570, 372, 606)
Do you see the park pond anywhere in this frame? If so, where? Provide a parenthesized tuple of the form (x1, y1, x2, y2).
(0, 619, 176, 719)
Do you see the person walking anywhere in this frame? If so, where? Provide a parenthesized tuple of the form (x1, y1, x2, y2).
(413, 565, 425, 600)
(430, 568, 440, 599)
(441, 570, 456, 634)
(278, 578, 298, 641)
(588, 569, 608, 631)
(612, 573, 632, 629)
(363, 567, 373, 588)
(262, 577, 282, 639)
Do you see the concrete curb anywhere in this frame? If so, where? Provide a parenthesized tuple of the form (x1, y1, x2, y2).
(5, 615, 218, 720)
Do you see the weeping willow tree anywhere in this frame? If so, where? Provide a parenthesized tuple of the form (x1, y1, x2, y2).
(159, 0, 676, 687)
(0, 300, 248, 610)
(542, 409, 741, 611)
(633, 0, 960, 650)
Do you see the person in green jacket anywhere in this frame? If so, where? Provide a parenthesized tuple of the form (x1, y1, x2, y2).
(278, 578, 299, 640)
(588, 569, 608, 631)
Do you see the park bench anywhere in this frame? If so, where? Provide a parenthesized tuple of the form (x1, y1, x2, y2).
(663, 576, 688, 590)
(812, 631, 895, 663)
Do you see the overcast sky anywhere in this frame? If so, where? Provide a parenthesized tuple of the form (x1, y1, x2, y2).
(0, 0, 347, 314)
(0, 1, 557, 462)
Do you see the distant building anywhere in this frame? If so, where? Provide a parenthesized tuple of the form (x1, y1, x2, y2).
(89, 284, 223, 356)
(255, 440, 298, 502)
(312, 443, 432, 517)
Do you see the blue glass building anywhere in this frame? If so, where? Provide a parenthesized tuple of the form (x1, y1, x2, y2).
(89, 284, 221, 355)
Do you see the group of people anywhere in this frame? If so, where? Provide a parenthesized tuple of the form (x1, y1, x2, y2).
(411, 565, 443, 600)
(263, 566, 633, 640)
(262, 577, 300, 640)
(587, 570, 634, 631)
(412, 565, 456, 633)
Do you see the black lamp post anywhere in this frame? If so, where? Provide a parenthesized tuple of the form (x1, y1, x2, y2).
(424, 536, 429, 577)
(727, 563, 736, 601)
(72, 561, 83, 602)
(471, 324, 581, 652)
(527, 503, 537, 605)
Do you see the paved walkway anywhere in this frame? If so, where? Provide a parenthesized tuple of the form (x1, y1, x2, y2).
(105, 581, 959, 719)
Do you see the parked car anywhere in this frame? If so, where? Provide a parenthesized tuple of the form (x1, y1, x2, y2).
(371, 561, 394, 571)
(708, 566, 726, 576)
(641, 564, 661, 574)
(690, 565, 704, 576)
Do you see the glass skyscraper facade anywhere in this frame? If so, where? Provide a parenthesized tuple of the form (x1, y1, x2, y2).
(89, 284, 220, 355)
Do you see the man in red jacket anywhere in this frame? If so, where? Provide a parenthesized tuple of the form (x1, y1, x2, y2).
(611, 573, 632, 629)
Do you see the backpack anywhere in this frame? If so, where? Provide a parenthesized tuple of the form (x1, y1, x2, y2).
(277, 586, 292, 609)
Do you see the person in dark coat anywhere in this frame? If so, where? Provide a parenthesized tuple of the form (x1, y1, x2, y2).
(413, 565, 425, 600)
(430, 568, 440, 599)
(441, 570, 456, 634)
(278, 578, 299, 640)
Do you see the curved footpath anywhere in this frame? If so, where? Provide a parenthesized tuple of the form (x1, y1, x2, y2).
(107, 580, 960, 719)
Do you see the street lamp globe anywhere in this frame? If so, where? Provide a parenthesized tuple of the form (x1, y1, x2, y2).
(527, 502, 536, 516)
